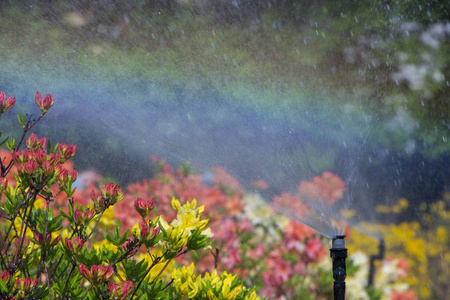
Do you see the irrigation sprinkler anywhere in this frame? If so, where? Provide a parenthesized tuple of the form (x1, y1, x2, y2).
(330, 235, 347, 300)
(367, 238, 385, 287)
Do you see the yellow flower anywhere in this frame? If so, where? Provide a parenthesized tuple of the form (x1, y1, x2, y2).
(375, 205, 390, 214)
(171, 197, 181, 212)
(245, 290, 260, 300)
(398, 198, 408, 209)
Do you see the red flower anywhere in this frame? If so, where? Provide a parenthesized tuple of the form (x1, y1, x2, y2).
(79, 264, 114, 283)
(22, 160, 38, 176)
(35, 91, 54, 115)
(65, 236, 84, 253)
(26, 133, 47, 150)
(58, 142, 77, 163)
(0, 91, 15, 115)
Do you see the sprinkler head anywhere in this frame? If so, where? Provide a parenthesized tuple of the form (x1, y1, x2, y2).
(330, 235, 347, 300)
(332, 235, 346, 249)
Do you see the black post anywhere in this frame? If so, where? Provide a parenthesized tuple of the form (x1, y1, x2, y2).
(330, 235, 347, 300)
(367, 239, 385, 287)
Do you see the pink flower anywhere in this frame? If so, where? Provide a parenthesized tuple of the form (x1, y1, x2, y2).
(35, 91, 54, 115)
(91, 189, 106, 213)
(305, 238, 326, 262)
(134, 197, 155, 219)
(74, 207, 95, 225)
(41, 161, 56, 177)
(0, 270, 11, 283)
(0, 91, 15, 115)
(78, 263, 114, 283)
(14, 277, 37, 293)
(58, 142, 76, 163)
(65, 236, 84, 253)
(57, 168, 78, 186)
(108, 281, 134, 300)
(26, 134, 47, 150)
(101, 182, 124, 204)
(391, 290, 417, 300)
(23, 160, 38, 176)
(33, 232, 61, 248)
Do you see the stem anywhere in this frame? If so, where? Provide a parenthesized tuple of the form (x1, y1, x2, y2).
(129, 251, 167, 300)
(79, 285, 92, 300)
(84, 209, 105, 242)
(44, 261, 52, 300)
(61, 263, 75, 299)
(13, 190, 36, 268)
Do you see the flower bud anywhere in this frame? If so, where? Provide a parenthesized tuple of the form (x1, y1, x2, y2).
(35, 148, 47, 165)
(26, 133, 39, 149)
(74, 207, 95, 225)
(78, 263, 90, 281)
(57, 168, 78, 187)
(35, 91, 54, 115)
(33, 232, 61, 248)
(108, 281, 134, 300)
(65, 236, 84, 254)
(23, 160, 38, 176)
(134, 197, 155, 219)
(0, 270, 10, 283)
(48, 152, 61, 165)
(0, 178, 7, 191)
(101, 182, 124, 205)
(14, 277, 37, 295)
(80, 264, 114, 283)
(58, 142, 76, 163)
(41, 161, 55, 177)
(91, 190, 106, 213)
(0, 91, 15, 116)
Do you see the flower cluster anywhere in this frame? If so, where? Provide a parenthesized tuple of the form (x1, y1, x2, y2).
(170, 263, 259, 299)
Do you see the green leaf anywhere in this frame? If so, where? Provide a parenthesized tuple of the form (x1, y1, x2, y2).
(17, 113, 26, 128)
(114, 219, 122, 238)
(6, 136, 15, 151)
(0, 279, 8, 293)
(59, 207, 71, 221)
(48, 214, 63, 232)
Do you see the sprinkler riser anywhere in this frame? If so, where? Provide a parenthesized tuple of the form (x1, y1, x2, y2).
(330, 235, 347, 300)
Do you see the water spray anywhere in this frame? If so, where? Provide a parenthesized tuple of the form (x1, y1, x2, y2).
(330, 235, 347, 300)
(367, 238, 385, 287)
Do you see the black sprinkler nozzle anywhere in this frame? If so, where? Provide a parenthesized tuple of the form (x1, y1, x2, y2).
(330, 235, 347, 300)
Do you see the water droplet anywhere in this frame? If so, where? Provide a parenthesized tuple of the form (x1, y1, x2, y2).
(421, 100, 425, 106)
(354, 16, 358, 23)
(443, 137, 447, 142)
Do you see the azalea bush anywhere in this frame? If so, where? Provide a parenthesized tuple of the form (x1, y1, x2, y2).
(0, 91, 259, 300)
